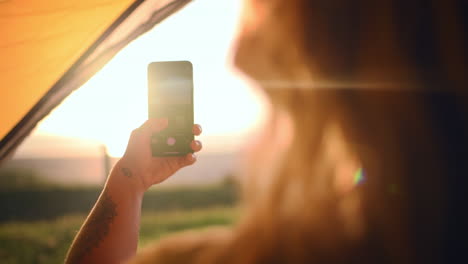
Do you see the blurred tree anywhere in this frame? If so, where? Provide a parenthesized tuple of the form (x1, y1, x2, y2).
(0, 168, 53, 190)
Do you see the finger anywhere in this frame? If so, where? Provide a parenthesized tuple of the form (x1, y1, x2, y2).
(174, 153, 197, 168)
(132, 119, 151, 135)
(134, 118, 168, 134)
(149, 118, 169, 133)
(192, 124, 202, 136)
(185, 153, 197, 165)
(190, 140, 203, 152)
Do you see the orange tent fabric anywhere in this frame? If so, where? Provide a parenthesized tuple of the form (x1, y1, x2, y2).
(0, 0, 191, 161)
(0, 0, 134, 140)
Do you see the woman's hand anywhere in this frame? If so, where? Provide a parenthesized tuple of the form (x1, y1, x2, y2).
(116, 118, 203, 193)
(66, 118, 201, 264)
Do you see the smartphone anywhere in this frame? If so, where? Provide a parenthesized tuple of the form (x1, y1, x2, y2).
(148, 61, 194, 156)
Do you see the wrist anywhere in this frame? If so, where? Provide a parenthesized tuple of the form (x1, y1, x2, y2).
(105, 160, 146, 199)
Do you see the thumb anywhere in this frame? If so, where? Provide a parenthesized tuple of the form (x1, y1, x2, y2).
(149, 118, 169, 133)
(136, 118, 168, 136)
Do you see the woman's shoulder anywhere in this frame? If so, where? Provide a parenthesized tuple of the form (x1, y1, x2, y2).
(128, 227, 233, 264)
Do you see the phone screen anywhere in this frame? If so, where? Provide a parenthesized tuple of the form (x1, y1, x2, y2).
(148, 61, 194, 156)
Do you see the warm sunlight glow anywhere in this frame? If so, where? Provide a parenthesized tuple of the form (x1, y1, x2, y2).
(32, 0, 267, 157)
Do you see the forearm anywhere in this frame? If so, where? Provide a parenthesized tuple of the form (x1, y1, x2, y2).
(66, 161, 144, 264)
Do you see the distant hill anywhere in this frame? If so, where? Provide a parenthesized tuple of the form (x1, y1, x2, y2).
(2, 152, 240, 187)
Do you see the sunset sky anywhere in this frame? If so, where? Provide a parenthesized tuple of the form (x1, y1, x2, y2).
(14, 0, 268, 158)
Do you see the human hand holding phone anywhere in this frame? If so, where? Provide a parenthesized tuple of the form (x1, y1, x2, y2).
(117, 118, 202, 193)
(66, 61, 198, 264)
(113, 61, 198, 192)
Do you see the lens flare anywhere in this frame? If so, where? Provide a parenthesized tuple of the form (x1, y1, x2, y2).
(354, 168, 365, 185)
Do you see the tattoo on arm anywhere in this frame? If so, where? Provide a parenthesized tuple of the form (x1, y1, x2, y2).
(121, 167, 133, 178)
(66, 192, 118, 263)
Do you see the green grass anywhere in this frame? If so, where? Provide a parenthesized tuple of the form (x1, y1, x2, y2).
(139, 207, 237, 246)
(0, 207, 237, 264)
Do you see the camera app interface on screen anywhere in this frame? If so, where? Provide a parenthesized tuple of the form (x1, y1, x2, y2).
(154, 77, 191, 126)
(149, 65, 193, 156)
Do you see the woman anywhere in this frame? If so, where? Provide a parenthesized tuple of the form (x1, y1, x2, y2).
(66, 0, 468, 263)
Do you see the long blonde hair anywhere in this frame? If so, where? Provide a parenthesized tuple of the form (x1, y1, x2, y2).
(230, 0, 467, 263)
(133, 0, 468, 263)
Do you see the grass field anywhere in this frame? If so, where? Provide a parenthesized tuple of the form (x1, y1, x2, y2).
(0, 207, 237, 264)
